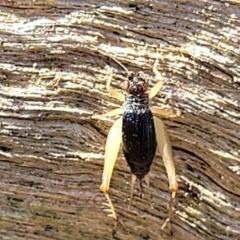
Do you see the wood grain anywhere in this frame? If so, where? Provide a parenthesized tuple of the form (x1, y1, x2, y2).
(0, 0, 240, 239)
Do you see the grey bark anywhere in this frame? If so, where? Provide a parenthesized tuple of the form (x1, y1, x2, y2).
(0, 0, 240, 239)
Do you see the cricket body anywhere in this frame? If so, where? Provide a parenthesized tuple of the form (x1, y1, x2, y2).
(92, 57, 180, 232)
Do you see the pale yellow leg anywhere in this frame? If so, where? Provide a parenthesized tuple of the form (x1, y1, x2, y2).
(151, 106, 181, 119)
(144, 173, 152, 206)
(106, 66, 125, 102)
(128, 174, 137, 209)
(100, 117, 122, 220)
(148, 57, 166, 100)
(153, 116, 178, 231)
(92, 108, 124, 119)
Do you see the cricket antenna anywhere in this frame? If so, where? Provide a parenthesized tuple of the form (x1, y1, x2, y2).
(108, 54, 129, 75)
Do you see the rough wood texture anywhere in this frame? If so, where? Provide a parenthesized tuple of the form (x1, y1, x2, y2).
(0, 0, 240, 239)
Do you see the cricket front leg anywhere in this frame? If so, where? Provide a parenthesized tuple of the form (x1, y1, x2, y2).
(148, 57, 166, 100)
(106, 66, 125, 102)
(100, 117, 122, 220)
(153, 116, 178, 233)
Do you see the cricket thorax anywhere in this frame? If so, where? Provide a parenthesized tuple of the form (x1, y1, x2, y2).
(124, 94, 150, 114)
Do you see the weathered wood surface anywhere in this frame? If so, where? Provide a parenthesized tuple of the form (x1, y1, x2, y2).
(0, 0, 240, 239)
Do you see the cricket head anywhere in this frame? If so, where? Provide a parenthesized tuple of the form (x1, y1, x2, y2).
(123, 71, 149, 95)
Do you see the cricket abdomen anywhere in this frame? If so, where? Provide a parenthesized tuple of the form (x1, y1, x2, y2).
(122, 95, 157, 179)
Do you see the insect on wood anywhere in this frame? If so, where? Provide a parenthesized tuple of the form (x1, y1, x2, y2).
(92, 56, 180, 233)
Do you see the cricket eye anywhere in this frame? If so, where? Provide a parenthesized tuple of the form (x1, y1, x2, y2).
(128, 72, 134, 81)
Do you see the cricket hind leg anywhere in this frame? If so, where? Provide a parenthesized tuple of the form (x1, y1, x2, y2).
(100, 117, 122, 233)
(103, 192, 124, 237)
(153, 116, 178, 233)
(161, 194, 175, 234)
